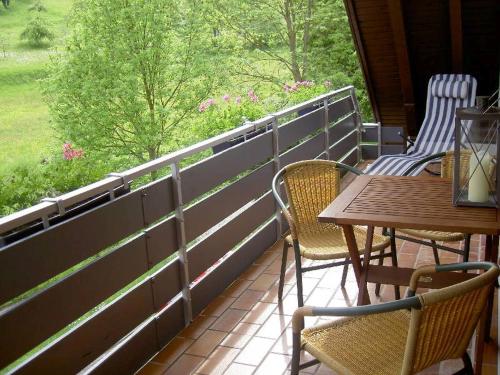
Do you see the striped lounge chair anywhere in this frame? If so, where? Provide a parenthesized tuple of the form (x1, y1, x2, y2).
(365, 74, 477, 176)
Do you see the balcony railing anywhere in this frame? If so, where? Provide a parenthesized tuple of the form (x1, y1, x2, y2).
(0, 86, 395, 374)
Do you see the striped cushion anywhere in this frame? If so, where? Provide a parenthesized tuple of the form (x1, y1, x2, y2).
(431, 80, 469, 99)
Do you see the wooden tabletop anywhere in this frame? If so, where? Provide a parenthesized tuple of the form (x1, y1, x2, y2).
(319, 175, 500, 235)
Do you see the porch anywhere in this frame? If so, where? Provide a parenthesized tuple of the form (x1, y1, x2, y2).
(137, 232, 498, 375)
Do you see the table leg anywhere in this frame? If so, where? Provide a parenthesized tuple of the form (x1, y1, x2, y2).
(341, 224, 371, 305)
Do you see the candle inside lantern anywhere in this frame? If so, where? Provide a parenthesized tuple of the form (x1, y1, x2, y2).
(468, 150, 492, 202)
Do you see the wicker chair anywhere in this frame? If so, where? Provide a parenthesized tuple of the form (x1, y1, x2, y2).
(389, 151, 474, 272)
(291, 261, 499, 375)
(272, 160, 397, 307)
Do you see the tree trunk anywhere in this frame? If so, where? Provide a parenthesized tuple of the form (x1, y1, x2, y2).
(148, 148, 158, 181)
(301, 0, 313, 79)
(284, 0, 303, 82)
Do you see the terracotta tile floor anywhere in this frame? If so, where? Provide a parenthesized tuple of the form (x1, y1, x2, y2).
(138, 235, 499, 375)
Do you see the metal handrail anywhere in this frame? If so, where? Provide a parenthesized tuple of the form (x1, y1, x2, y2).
(0, 86, 354, 235)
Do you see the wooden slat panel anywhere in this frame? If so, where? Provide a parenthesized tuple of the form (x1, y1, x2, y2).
(280, 132, 325, 168)
(330, 131, 358, 161)
(145, 217, 178, 265)
(328, 96, 354, 123)
(191, 220, 277, 316)
(152, 259, 182, 309)
(183, 162, 274, 242)
(381, 126, 404, 143)
(381, 144, 405, 155)
(362, 144, 378, 160)
(155, 298, 185, 347)
(278, 108, 324, 152)
(362, 127, 378, 142)
(340, 147, 359, 168)
(187, 193, 275, 281)
(83, 299, 184, 375)
(15, 281, 155, 374)
(181, 132, 273, 203)
(89, 320, 158, 375)
(141, 176, 175, 225)
(0, 235, 149, 369)
(0, 190, 145, 305)
(329, 114, 356, 143)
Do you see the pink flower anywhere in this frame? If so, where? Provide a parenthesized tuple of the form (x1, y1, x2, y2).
(198, 98, 216, 112)
(223, 94, 230, 102)
(248, 89, 258, 102)
(62, 143, 84, 160)
(283, 84, 291, 93)
(297, 80, 313, 88)
(235, 96, 241, 104)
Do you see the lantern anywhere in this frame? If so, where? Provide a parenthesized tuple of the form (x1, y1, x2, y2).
(453, 107, 500, 207)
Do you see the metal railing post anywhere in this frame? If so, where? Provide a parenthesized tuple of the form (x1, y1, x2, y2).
(349, 87, 363, 163)
(271, 117, 282, 239)
(323, 98, 330, 160)
(377, 122, 382, 157)
(170, 162, 193, 325)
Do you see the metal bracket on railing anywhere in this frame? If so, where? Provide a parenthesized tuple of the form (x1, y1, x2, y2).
(271, 116, 282, 239)
(41, 197, 66, 217)
(41, 215, 50, 229)
(108, 188, 115, 201)
(171, 162, 193, 325)
(108, 172, 130, 191)
(323, 98, 330, 160)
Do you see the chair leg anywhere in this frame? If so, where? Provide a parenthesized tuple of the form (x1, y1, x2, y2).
(293, 240, 304, 307)
(340, 256, 349, 288)
(291, 331, 301, 375)
(278, 241, 289, 300)
(463, 234, 471, 263)
(431, 240, 441, 265)
(390, 229, 401, 300)
(375, 247, 384, 296)
(452, 352, 473, 375)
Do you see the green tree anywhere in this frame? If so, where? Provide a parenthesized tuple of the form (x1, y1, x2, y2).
(213, 0, 314, 84)
(308, 0, 373, 119)
(45, 0, 220, 167)
(20, 15, 54, 46)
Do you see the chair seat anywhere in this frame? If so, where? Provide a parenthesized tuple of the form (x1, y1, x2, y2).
(285, 226, 390, 260)
(302, 310, 410, 375)
(398, 228, 465, 242)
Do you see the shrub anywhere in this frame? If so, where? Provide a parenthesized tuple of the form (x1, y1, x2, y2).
(20, 15, 54, 46)
(0, 147, 122, 217)
(193, 90, 267, 140)
(283, 80, 330, 105)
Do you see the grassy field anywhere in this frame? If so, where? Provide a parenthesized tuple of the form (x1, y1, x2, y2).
(0, 0, 74, 171)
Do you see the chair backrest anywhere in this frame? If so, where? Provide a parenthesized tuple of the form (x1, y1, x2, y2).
(441, 149, 495, 187)
(413, 74, 477, 156)
(440, 149, 471, 182)
(281, 160, 340, 236)
(401, 263, 499, 374)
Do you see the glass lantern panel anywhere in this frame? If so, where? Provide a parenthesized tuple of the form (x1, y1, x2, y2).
(455, 111, 498, 207)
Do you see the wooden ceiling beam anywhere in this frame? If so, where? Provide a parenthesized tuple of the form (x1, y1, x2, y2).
(386, 0, 416, 136)
(449, 0, 463, 72)
(343, 0, 381, 123)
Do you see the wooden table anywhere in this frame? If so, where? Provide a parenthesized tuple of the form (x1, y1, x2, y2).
(318, 175, 500, 374)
